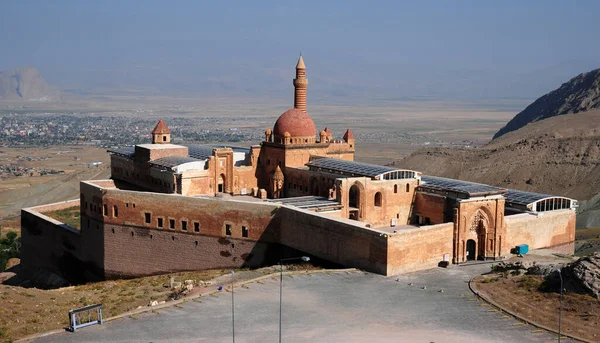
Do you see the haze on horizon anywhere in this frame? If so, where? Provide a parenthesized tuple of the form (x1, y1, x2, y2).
(1, 0, 600, 103)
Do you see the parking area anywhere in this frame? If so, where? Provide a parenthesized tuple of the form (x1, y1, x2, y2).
(35, 264, 572, 342)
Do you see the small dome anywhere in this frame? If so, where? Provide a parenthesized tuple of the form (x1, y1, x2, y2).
(265, 128, 272, 134)
(273, 108, 316, 138)
(284, 132, 291, 137)
(320, 130, 327, 136)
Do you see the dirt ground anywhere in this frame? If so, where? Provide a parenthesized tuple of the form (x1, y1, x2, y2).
(472, 273, 600, 341)
(0, 145, 110, 218)
(0, 264, 315, 342)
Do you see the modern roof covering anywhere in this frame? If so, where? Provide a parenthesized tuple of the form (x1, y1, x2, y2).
(504, 188, 575, 211)
(148, 156, 199, 168)
(419, 175, 506, 197)
(306, 157, 417, 180)
(107, 146, 135, 157)
(268, 196, 343, 212)
(108, 144, 249, 162)
(184, 144, 215, 160)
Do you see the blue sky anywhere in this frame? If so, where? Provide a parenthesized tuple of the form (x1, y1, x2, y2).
(1, 0, 599, 100)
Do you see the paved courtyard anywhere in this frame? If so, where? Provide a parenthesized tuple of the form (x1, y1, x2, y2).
(36, 264, 573, 343)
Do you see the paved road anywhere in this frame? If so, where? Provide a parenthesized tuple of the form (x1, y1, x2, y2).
(36, 264, 573, 343)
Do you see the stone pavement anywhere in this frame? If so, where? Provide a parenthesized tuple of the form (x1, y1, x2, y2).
(35, 264, 575, 343)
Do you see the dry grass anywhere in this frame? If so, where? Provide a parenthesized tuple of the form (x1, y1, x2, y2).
(0, 269, 231, 341)
(44, 207, 80, 230)
(473, 273, 600, 341)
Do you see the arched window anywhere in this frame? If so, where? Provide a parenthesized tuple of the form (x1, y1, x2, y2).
(394, 185, 398, 193)
(374, 192, 382, 207)
(406, 183, 410, 192)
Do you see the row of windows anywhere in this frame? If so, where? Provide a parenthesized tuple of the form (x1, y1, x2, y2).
(143, 213, 249, 238)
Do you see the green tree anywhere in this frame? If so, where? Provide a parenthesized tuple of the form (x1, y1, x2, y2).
(0, 228, 20, 271)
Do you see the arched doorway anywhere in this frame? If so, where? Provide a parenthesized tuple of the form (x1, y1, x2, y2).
(466, 239, 476, 261)
(349, 184, 361, 220)
(218, 174, 225, 193)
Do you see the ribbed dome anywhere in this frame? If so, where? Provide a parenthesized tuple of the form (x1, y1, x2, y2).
(273, 108, 316, 138)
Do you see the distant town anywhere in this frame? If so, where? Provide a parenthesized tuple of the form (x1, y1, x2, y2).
(0, 112, 264, 148)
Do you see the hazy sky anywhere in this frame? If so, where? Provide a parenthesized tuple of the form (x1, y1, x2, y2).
(1, 0, 599, 101)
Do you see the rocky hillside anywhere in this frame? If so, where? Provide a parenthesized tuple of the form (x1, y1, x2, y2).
(397, 109, 600, 228)
(0, 67, 59, 101)
(494, 68, 600, 139)
(400, 109, 600, 199)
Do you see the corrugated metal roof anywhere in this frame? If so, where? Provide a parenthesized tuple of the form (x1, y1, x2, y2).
(149, 156, 200, 168)
(267, 196, 343, 211)
(306, 157, 398, 178)
(107, 146, 135, 157)
(419, 175, 506, 197)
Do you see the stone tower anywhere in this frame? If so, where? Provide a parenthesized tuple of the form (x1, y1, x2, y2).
(152, 119, 171, 144)
(293, 55, 308, 113)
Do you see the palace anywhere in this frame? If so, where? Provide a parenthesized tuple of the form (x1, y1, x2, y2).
(21, 57, 577, 281)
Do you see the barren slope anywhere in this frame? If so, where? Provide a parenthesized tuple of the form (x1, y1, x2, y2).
(399, 109, 600, 201)
(494, 67, 600, 138)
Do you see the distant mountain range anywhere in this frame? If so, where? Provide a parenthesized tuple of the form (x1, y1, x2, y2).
(494, 68, 600, 139)
(0, 67, 60, 101)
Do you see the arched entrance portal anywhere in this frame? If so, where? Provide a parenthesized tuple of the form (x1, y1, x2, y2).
(349, 184, 361, 220)
(466, 239, 476, 261)
(218, 174, 225, 193)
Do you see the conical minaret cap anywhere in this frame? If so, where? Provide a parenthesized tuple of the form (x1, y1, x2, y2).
(296, 55, 306, 69)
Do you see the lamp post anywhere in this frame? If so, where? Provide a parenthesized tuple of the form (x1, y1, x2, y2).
(231, 270, 235, 343)
(279, 256, 310, 343)
(557, 268, 563, 343)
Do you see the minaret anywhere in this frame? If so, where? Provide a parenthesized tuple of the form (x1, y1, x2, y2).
(293, 55, 308, 112)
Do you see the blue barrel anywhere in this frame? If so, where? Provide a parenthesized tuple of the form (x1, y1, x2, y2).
(515, 244, 529, 255)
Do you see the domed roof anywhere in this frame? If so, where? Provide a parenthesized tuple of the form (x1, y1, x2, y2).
(273, 108, 316, 138)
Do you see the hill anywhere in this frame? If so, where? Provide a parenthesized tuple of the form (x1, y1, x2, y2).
(0, 67, 59, 101)
(493, 68, 600, 139)
(397, 109, 600, 228)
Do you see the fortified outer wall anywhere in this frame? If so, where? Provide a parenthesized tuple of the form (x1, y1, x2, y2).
(386, 223, 454, 275)
(504, 209, 576, 254)
(277, 206, 388, 274)
(20, 200, 87, 282)
(80, 180, 281, 278)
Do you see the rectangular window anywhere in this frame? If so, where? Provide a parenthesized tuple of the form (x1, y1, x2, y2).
(169, 219, 175, 230)
(242, 226, 248, 238)
(182, 220, 187, 231)
(103, 204, 108, 216)
(225, 224, 232, 236)
(113, 205, 118, 217)
(145, 212, 151, 224)
(194, 222, 200, 233)
(157, 218, 163, 228)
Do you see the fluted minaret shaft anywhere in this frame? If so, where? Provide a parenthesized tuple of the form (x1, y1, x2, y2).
(293, 56, 308, 112)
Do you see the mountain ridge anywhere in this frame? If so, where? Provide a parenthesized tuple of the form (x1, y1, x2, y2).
(493, 68, 600, 139)
(0, 67, 60, 101)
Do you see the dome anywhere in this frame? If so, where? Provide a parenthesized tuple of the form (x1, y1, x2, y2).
(273, 108, 316, 138)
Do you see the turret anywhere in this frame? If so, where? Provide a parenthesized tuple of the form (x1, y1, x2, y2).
(152, 119, 171, 144)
